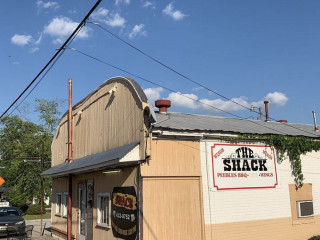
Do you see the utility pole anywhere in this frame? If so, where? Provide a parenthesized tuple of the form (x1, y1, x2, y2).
(40, 141, 44, 235)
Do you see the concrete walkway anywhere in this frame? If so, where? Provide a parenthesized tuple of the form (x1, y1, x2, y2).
(25, 219, 56, 239)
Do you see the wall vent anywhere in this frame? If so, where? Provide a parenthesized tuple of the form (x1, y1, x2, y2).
(297, 200, 314, 218)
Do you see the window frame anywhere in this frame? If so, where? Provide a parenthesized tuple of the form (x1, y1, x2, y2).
(96, 192, 111, 228)
(63, 192, 68, 218)
(55, 192, 62, 216)
(297, 200, 314, 218)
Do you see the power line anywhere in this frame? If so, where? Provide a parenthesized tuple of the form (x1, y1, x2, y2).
(7, 23, 85, 117)
(0, 0, 102, 120)
(88, 21, 320, 138)
(66, 46, 315, 137)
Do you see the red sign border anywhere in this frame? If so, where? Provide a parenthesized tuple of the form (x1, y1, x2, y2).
(211, 143, 279, 191)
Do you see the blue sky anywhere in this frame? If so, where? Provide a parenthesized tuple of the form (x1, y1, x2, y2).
(1, 0, 320, 124)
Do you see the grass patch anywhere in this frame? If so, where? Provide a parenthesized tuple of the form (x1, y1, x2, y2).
(23, 212, 51, 220)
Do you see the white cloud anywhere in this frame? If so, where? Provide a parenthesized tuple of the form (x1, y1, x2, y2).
(68, 9, 77, 14)
(106, 13, 126, 27)
(92, 7, 109, 18)
(159, 91, 288, 115)
(199, 97, 251, 113)
(143, 1, 155, 9)
(92, 8, 126, 28)
(36, 0, 59, 9)
(29, 47, 39, 53)
(11, 34, 32, 46)
(43, 17, 91, 43)
(34, 34, 42, 45)
(144, 87, 163, 104)
(115, 0, 130, 5)
(168, 92, 198, 109)
(129, 24, 147, 39)
(163, 2, 186, 21)
(265, 92, 288, 107)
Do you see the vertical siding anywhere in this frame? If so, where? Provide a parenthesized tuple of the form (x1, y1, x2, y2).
(141, 140, 201, 177)
(142, 139, 204, 239)
(143, 178, 203, 240)
(51, 80, 145, 166)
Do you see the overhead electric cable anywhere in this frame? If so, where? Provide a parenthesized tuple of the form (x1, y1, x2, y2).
(89, 22, 319, 138)
(8, 50, 65, 117)
(66, 46, 311, 137)
(0, 0, 102, 120)
(7, 24, 84, 117)
(88, 21, 253, 111)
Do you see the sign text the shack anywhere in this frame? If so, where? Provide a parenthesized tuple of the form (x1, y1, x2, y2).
(211, 144, 278, 190)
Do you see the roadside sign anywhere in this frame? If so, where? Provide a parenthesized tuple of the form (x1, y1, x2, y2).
(0, 177, 5, 187)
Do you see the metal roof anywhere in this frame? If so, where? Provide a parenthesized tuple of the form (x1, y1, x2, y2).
(153, 112, 320, 138)
(41, 142, 140, 177)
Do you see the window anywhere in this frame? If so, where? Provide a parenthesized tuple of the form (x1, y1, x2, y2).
(63, 192, 68, 218)
(97, 192, 111, 228)
(297, 201, 314, 218)
(56, 193, 62, 216)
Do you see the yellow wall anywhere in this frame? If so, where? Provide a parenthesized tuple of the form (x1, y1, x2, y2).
(142, 139, 204, 240)
(205, 215, 320, 240)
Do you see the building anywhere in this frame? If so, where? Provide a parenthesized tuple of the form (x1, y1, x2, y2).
(42, 76, 320, 240)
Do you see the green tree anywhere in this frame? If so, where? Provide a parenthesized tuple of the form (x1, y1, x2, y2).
(0, 99, 60, 208)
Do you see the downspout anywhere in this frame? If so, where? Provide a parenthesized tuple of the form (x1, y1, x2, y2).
(68, 78, 73, 240)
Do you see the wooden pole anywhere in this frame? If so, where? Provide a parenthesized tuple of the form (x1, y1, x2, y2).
(40, 141, 44, 235)
(68, 78, 73, 240)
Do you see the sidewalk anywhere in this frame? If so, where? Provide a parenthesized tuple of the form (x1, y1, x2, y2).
(25, 219, 56, 239)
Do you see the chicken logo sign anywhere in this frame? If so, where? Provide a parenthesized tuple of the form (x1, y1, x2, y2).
(111, 187, 138, 240)
(211, 143, 278, 190)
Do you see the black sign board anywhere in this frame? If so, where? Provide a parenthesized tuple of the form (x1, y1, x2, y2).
(111, 187, 138, 240)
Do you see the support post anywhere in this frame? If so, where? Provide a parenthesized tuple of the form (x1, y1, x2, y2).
(40, 141, 44, 235)
(68, 78, 73, 240)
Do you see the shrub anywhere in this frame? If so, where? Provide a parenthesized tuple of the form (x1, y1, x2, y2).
(26, 204, 45, 215)
(309, 236, 320, 240)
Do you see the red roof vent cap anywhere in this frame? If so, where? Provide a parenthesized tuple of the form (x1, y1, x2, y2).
(155, 99, 171, 114)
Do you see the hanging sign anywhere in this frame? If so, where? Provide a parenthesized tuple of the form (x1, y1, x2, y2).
(211, 143, 278, 190)
(111, 186, 138, 240)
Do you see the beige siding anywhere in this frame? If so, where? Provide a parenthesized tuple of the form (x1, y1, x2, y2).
(141, 140, 201, 177)
(51, 178, 69, 234)
(51, 79, 146, 166)
(52, 167, 137, 240)
(142, 139, 204, 239)
(143, 177, 204, 240)
(205, 215, 320, 240)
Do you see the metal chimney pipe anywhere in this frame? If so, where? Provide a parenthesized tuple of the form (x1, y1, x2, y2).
(312, 110, 319, 131)
(264, 101, 269, 122)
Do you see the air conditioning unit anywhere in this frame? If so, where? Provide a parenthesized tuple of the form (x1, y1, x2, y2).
(297, 200, 314, 218)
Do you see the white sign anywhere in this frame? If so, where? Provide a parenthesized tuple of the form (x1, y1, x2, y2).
(0, 202, 9, 207)
(211, 143, 278, 190)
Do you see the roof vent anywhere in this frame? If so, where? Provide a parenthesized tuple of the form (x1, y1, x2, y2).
(155, 99, 171, 114)
(277, 120, 288, 123)
(312, 110, 319, 131)
(264, 100, 269, 122)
